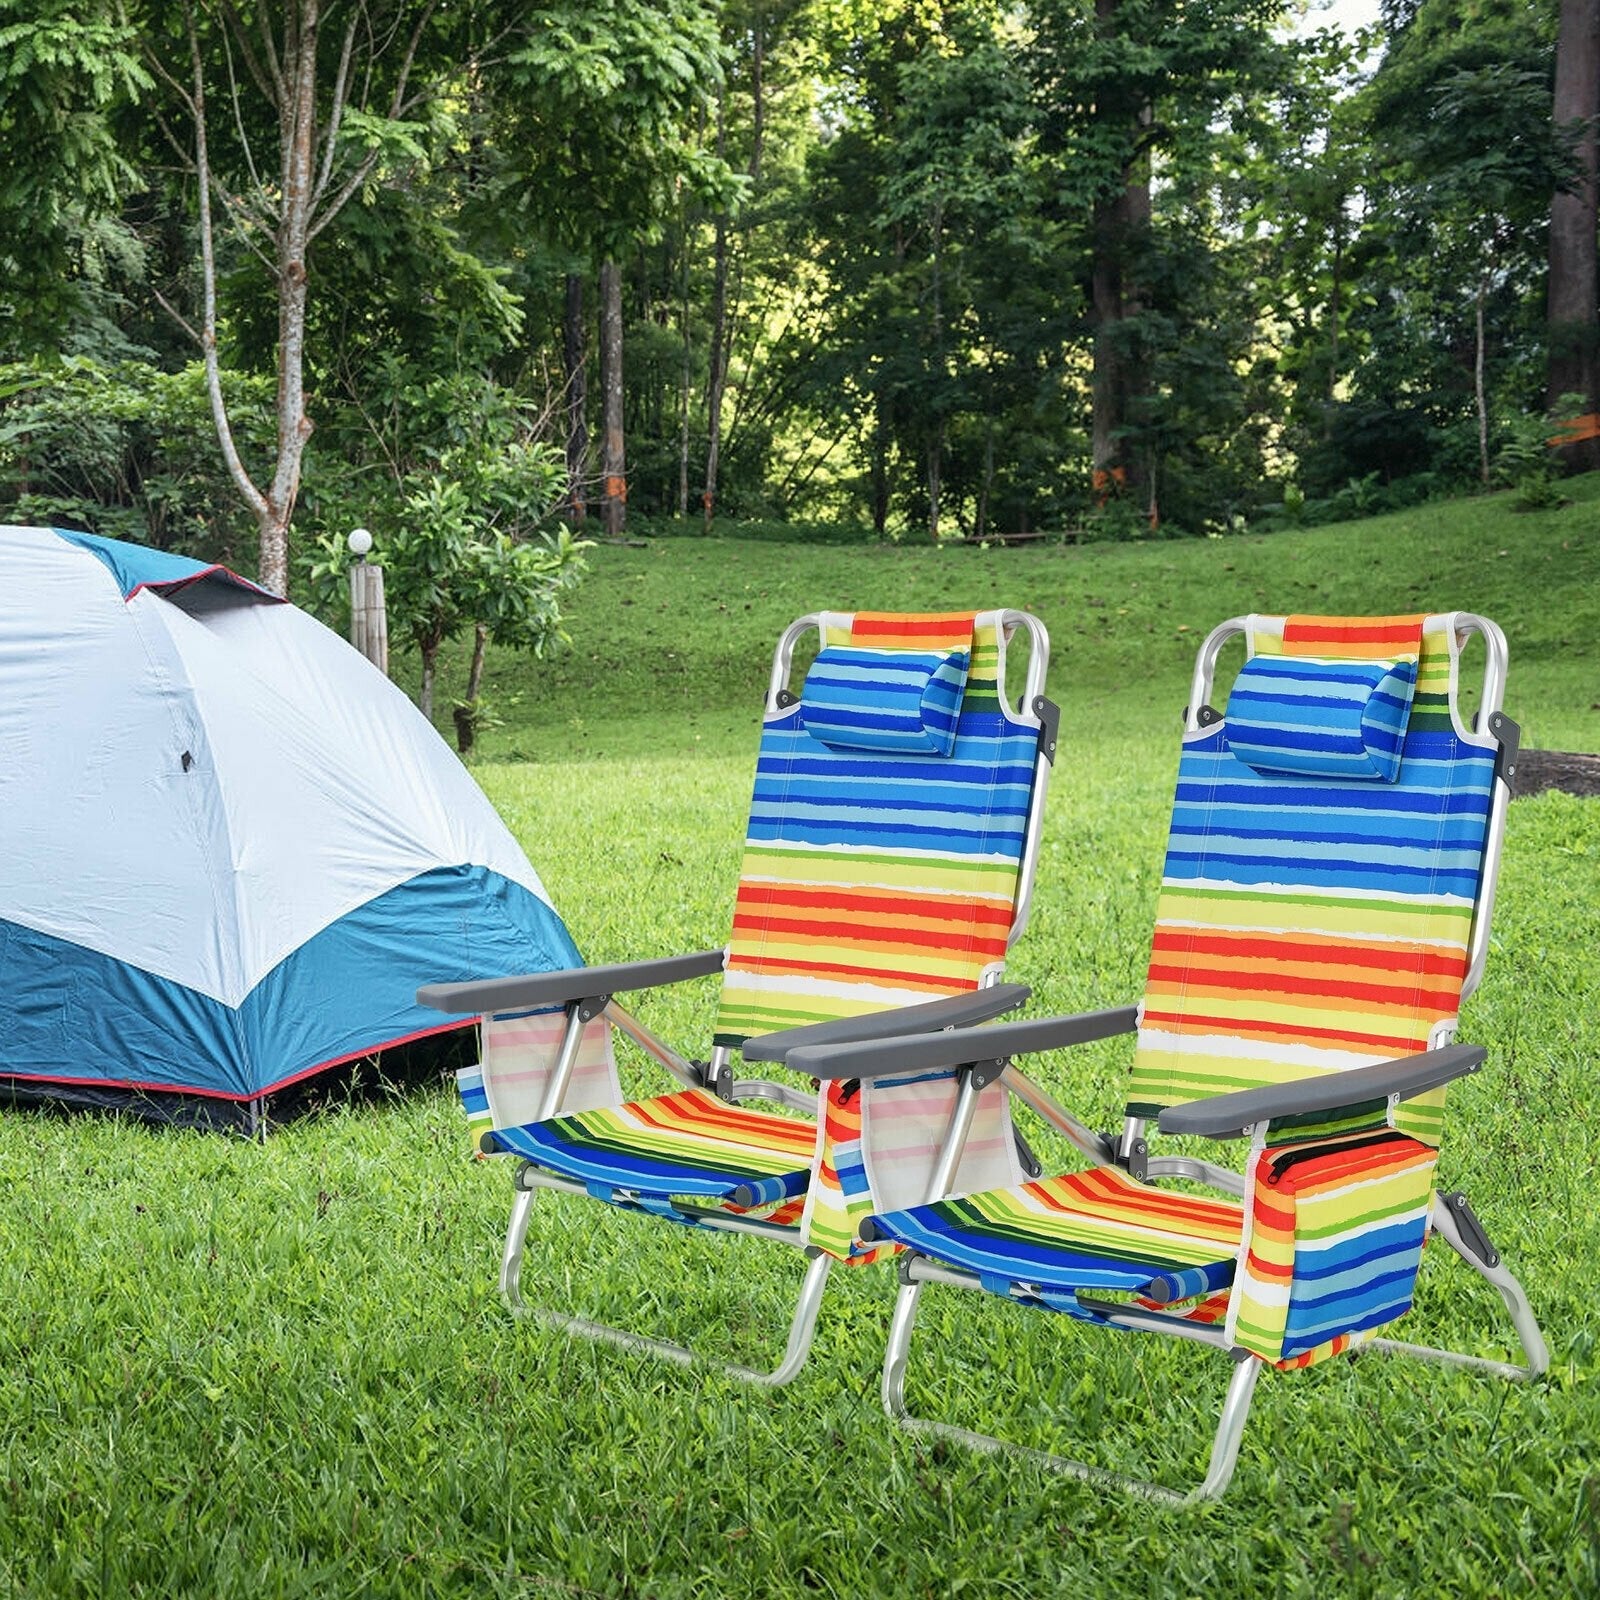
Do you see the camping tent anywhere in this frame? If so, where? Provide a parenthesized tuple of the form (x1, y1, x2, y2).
(0, 525, 581, 1125)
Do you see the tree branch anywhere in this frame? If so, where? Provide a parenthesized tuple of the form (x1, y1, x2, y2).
(310, 5, 363, 208)
(187, 4, 269, 525)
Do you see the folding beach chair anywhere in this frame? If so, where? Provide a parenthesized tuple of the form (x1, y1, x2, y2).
(790, 612, 1549, 1498)
(419, 609, 1058, 1383)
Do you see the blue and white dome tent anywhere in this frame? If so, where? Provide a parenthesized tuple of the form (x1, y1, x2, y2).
(0, 526, 582, 1127)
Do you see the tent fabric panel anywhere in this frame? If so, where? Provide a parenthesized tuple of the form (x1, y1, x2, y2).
(0, 869, 576, 1100)
(237, 865, 581, 1097)
(0, 915, 253, 1097)
(0, 527, 243, 1000)
(151, 592, 558, 996)
(48, 527, 272, 601)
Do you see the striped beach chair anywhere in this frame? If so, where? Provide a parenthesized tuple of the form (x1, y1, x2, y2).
(421, 609, 1057, 1383)
(790, 612, 1548, 1498)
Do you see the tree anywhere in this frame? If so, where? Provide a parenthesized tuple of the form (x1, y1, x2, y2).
(1028, 0, 1285, 517)
(494, 0, 732, 536)
(1547, 0, 1600, 470)
(145, 0, 450, 594)
(303, 411, 585, 747)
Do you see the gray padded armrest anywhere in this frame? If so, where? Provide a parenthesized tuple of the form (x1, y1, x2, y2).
(1157, 1043, 1487, 1140)
(787, 1004, 1139, 1083)
(740, 983, 1032, 1064)
(416, 948, 726, 1016)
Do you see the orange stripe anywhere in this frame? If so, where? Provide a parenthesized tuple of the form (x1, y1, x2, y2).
(732, 913, 1009, 959)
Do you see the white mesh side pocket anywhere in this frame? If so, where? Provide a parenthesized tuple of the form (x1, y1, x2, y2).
(480, 1006, 621, 1127)
(858, 1068, 1024, 1213)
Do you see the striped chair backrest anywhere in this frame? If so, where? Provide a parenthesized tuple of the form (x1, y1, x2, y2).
(1127, 613, 1499, 1147)
(712, 610, 1046, 1047)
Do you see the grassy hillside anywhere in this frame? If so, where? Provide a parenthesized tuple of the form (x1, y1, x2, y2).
(430, 476, 1600, 762)
(1, 487, 1597, 1597)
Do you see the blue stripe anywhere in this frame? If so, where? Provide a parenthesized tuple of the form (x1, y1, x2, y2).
(495, 1122, 809, 1205)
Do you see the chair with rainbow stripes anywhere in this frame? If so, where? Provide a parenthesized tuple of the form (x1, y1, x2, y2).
(419, 609, 1057, 1383)
(789, 611, 1548, 1499)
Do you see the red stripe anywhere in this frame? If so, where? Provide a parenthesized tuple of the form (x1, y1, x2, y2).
(736, 883, 1012, 927)
(1150, 928, 1467, 980)
(850, 611, 976, 638)
(1282, 614, 1424, 652)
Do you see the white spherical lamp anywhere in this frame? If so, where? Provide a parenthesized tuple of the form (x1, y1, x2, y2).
(347, 526, 374, 558)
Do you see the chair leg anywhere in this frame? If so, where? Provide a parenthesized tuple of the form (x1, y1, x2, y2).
(1368, 1190, 1550, 1381)
(499, 1187, 537, 1312)
(879, 1275, 1261, 1505)
(496, 1174, 833, 1387)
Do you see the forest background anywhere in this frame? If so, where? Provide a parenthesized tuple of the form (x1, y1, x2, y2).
(2, 0, 1597, 715)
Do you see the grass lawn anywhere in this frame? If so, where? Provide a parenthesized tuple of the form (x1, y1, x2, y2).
(2, 486, 1598, 1596)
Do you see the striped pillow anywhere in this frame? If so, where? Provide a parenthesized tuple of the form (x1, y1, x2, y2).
(1224, 653, 1418, 782)
(799, 645, 970, 756)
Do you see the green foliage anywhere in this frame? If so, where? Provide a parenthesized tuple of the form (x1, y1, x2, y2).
(0, 0, 151, 353)
(0, 356, 272, 559)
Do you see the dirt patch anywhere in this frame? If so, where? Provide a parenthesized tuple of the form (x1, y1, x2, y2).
(1511, 749, 1600, 799)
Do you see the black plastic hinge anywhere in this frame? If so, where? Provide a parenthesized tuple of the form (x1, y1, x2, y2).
(1195, 704, 1223, 728)
(1442, 1190, 1500, 1269)
(1485, 711, 1521, 793)
(701, 1059, 736, 1102)
(1012, 1127, 1044, 1179)
(775, 688, 799, 709)
(574, 995, 610, 1025)
(967, 1058, 1008, 1092)
(1120, 1136, 1149, 1183)
(1033, 696, 1061, 764)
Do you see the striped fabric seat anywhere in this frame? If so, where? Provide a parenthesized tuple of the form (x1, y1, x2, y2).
(870, 613, 1499, 1363)
(873, 1164, 1242, 1309)
(489, 1088, 819, 1211)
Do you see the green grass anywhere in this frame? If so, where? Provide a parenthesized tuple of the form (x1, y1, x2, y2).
(3, 488, 1599, 1596)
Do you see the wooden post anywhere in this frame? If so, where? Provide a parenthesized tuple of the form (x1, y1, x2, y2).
(347, 528, 388, 674)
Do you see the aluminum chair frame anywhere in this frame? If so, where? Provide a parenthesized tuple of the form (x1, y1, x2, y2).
(421, 611, 1055, 1385)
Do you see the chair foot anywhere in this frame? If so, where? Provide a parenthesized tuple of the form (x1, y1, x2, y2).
(879, 1278, 1260, 1504)
(499, 1182, 832, 1387)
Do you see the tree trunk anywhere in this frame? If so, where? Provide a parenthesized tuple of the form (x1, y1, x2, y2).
(677, 223, 693, 516)
(455, 621, 489, 754)
(1088, 2, 1151, 506)
(702, 82, 731, 530)
(166, 0, 432, 597)
(563, 272, 589, 521)
(599, 258, 626, 536)
(419, 638, 439, 723)
(1547, 0, 1600, 471)
(927, 203, 945, 542)
(1476, 279, 1490, 485)
(871, 393, 891, 537)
